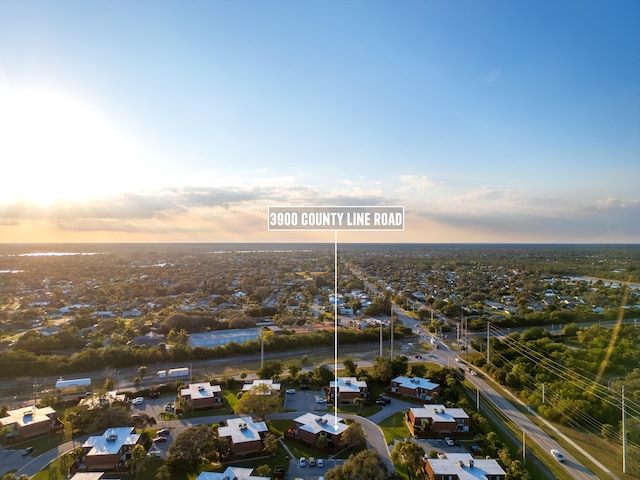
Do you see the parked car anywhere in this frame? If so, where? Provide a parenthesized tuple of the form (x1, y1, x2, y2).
(300, 384, 309, 390)
(317, 458, 325, 468)
(156, 428, 170, 435)
(375, 399, 386, 406)
(299, 456, 307, 467)
(153, 436, 167, 443)
(131, 396, 144, 405)
(309, 457, 316, 467)
(445, 437, 455, 446)
(147, 449, 161, 457)
(164, 402, 174, 411)
(315, 396, 327, 404)
(379, 395, 391, 404)
(286, 388, 296, 394)
(22, 446, 33, 456)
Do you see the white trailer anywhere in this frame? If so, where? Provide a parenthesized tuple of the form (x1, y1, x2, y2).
(168, 367, 189, 378)
(55, 378, 91, 389)
(157, 370, 167, 379)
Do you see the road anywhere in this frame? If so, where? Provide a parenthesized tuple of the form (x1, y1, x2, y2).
(391, 302, 613, 480)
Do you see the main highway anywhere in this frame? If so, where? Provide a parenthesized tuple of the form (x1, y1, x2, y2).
(392, 303, 615, 480)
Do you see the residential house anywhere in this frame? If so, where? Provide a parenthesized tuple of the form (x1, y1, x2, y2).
(0, 406, 60, 442)
(180, 382, 223, 410)
(217, 416, 269, 458)
(424, 453, 505, 480)
(80, 427, 142, 472)
(242, 379, 281, 394)
(70, 474, 106, 480)
(406, 404, 471, 439)
(328, 377, 368, 405)
(290, 412, 347, 451)
(390, 376, 440, 401)
(196, 466, 269, 480)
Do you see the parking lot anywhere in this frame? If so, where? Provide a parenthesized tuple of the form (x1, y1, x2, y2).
(285, 457, 344, 479)
(282, 388, 330, 412)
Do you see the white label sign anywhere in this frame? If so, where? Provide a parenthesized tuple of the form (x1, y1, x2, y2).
(268, 206, 404, 231)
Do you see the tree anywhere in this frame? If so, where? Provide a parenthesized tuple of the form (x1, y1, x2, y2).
(410, 363, 427, 378)
(127, 444, 148, 479)
(254, 464, 272, 476)
(166, 425, 216, 472)
(341, 422, 367, 450)
(263, 432, 279, 455)
(372, 357, 393, 384)
(137, 365, 148, 379)
(287, 362, 301, 380)
(391, 440, 424, 480)
(326, 449, 388, 480)
(234, 383, 282, 420)
(257, 360, 282, 380)
(343, 358, 357, 377)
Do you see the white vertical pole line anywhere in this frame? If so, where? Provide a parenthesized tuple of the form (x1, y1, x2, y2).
(334, 229, 339, 427)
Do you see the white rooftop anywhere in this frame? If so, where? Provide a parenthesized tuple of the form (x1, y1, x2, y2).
(181, 382, 221, 399)
(294, 412, 348, 436)
(0, 405, 56, 428)
(83, 427, 140, 457)
(196, 466, 269, 480)
(427, 453, 505, 478)
(392, 375, 439, 391)
(329, 377, 367, 393)
(242, 379, 281, 392)
(218, 416, 268, 444)
(411, 404, 469, 421)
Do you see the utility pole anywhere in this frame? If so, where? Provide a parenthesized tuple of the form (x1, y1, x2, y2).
(260, 327, 265, 371)
(390, 314, 394, 359)
(486, 321, 491, 364)
(522, 430, 526, 463)
(622, 385, 627, 474)
(379, 321, 383, 358)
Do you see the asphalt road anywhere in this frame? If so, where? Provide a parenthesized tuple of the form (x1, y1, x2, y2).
(392, 302, 612, 480)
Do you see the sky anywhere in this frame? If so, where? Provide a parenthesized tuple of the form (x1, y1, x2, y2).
(0, 0, 638, 244)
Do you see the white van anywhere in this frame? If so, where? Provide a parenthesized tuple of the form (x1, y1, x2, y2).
(550, 448, 565, 462)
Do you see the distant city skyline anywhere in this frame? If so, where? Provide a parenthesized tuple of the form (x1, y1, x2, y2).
(0, 1, 638, 244)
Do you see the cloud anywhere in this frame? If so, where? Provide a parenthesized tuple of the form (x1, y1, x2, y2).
(1, 181, 638, 243)
(399, 175, 442, 190)
(483, 70, 501, 84)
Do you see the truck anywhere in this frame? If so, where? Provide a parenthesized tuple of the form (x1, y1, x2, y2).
(55, 378, 91, 390)
(168, 367, 189, 378)
(157, 367, 189, 379)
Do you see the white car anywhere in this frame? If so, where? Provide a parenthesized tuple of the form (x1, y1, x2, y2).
(286, 388, 296, 394)
(317, 458, 325, 468)
(131, 396, 144, 405)
(299, 456, 307, 467)
(315, 396, 327, 404)
(445, 437, 455, 446)
(550, 448, 565, 462)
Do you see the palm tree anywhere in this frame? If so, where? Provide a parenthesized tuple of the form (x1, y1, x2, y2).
(127, 444, 148, 479)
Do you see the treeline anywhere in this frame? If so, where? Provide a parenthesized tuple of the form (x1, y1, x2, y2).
(470, 323, 640, 438)
(466, 306, 640, 331)
(0, 326, 408, 379)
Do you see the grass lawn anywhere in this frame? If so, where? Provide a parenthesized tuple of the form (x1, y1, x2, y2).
(378, 411, 410, 445)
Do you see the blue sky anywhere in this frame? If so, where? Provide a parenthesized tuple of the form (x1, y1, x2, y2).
(0, 1, 638, 243)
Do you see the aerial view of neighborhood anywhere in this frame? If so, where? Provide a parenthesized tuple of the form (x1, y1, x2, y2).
(0, 242, 638, 480)
(2, 0, 639, 478)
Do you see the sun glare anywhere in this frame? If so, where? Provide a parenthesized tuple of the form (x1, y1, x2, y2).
(0, 87, 146, 205)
